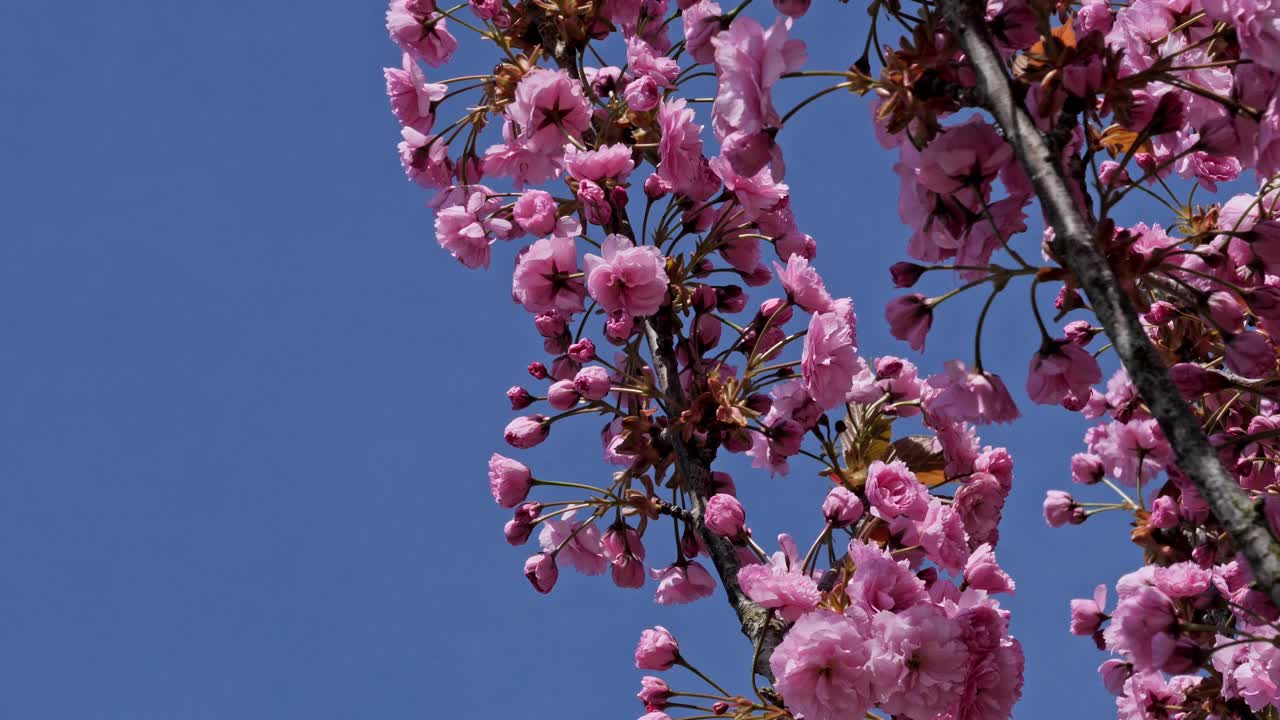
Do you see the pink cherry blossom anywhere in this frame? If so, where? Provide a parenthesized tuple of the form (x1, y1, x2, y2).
(386, 0, 458, 67)
(651, 560, 717, 605)
(801, 300, 858, 409)
(1070, 584, 1108, 636)
(869, 604, 970, 720)
(384, 53, 446, 132)
(539, 511, 607, 575)
(865, 460, 928, 521)
(488, 453, 532, 508)
(583, 235, 670, 317)
(776, 254, 834, 313)
(512, 234, 585, 314)
(769, 610, 877, 720)
(1027, 339, 1103, 406)
(964, 543, 1016, 595)
(635, 626, 680, 670)
(885, 294, 933, 350)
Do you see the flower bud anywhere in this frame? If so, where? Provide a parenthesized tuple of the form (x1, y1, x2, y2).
(889, 261, 925, 288)
(644, 172, 671, 199)
(504, 502, 541, 545)
(573, 366, 612, 401)
(606, 310, 635, 343)
(1043, 490, 1079, 528)
(488, 453, 533, 508)
(504, 415, 550, 448)
(507, 385, 535, 410)
(713, 702, 730, 715)
(1148, 495, 1179, 529)
(758, 297, 794, 326)
(533, 311, 568, 338)
(1145, 300, 1177, 325)
(1225, 332, 1276, 378)
(635, 626, 680, 670)
(546, 380, 580, 410)
(568, 338, 597, 362)
(875, 356, 903, 378)
(704, 493, 746, 538)
(716, 285, 747, 313)
(528, 361, 549, 379)
(638, 676, 671, 711)
(1070, 453, 1104, 485)
(822, 486, 864, 526)
(1063, 320, 1099, 345)
(524, 552, 558, 593)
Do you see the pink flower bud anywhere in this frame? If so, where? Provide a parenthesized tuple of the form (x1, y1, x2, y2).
(821, 486, 864, 526)
(644, 173, 670, 199)
(1071, 453, 1104, 484)
(705, 493, 746, 538)
(713, 702, 730, 715)
(1225, 331, 1276, 378)
(889, 262, 925, 288)
(1148, 496, 1179, 529)
(524, 552, 558, 593)
(885, 294, 933, 351)
(533, 311, 568, 338)
(1169, 362, 1212, 398)
(606, 310, 635, 343)
(691, 285, 718, 312)
(875, 356, 904, 378)
(716, 285, 747, 313)
(1043, 490, 1078, 527)
(568, 338, 597, 362)
(1145, 300, 1177, 324)
(1063, 320, 1099, 345)
(775, 232, 816, 261)
(1098, 160, 1130, 187)
(546, 380, 580, 410)
(513, 189, 558, 237)
(1069, 584, 1107, 636)
(1098, 659, 1131, 695)
(504, 502, 541, 545)
(1207, 291, 1245, 332)
(635, 626, 680, 670)
(504, 414, 550, 448)
(528, 361, 549, 379)
(488, 453, 533, 508)
(573, 366, 611, 401)
(624, 75, 661, 111)
(758, 297, 794, 325)
(507, 385, 535, 410)
(638, 676, 671, 711)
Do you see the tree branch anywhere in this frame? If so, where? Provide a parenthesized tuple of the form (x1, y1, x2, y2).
(937, 0, 1280, 605)
(643, 312, 787, 681)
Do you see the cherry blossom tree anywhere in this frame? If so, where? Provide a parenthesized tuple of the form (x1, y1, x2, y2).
(382, 0, 1280, 716)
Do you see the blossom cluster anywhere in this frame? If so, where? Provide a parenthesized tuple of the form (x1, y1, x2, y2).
(860, 0, 1280, 717)
(382, 0, 1031, 716)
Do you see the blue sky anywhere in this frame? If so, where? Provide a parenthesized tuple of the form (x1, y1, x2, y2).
(1, 2, 1154, 718)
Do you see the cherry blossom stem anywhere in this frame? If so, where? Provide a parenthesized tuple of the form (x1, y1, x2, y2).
(642, 313, 786, 679)
(677, 659, 732, 697)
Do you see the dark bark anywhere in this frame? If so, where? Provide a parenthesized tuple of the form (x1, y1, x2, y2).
(643, 313, 786, 681)
(936, 0, 1280, 605)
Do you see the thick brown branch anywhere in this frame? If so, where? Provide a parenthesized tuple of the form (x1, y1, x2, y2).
(643, 312, 787, 681)
(937, 0, 1280, 605)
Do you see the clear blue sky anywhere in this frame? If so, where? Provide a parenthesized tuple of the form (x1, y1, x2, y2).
(1, 2, 1151, 718)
